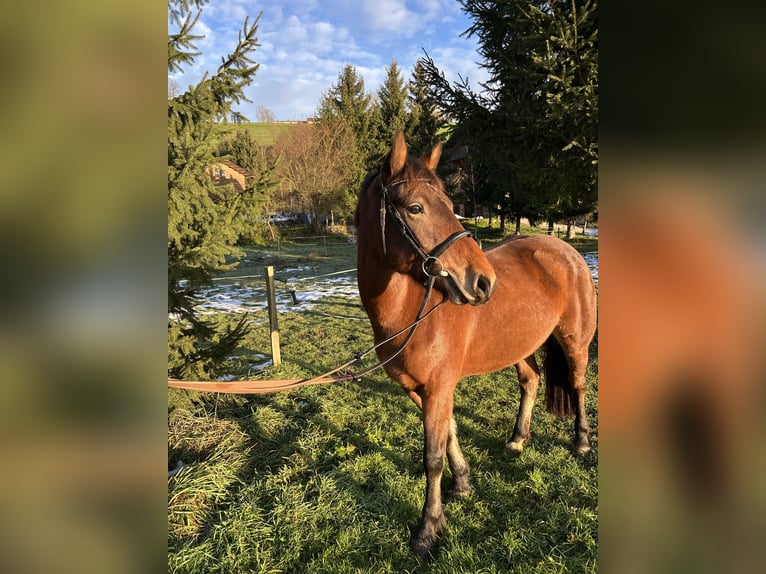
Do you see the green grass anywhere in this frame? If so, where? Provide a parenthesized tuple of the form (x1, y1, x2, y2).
(169, 228, 598, 573)
(463, 219, 598, 253)
(211, 122, 299, 146)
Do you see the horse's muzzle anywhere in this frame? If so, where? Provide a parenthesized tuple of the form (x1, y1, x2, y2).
(443, 270, 497, 306)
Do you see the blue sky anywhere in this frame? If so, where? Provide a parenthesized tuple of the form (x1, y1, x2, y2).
(169, 0, 489, 120)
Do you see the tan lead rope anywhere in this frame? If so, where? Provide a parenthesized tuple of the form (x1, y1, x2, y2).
(167, 276, 446, 395)
(167, 375, 349, 394)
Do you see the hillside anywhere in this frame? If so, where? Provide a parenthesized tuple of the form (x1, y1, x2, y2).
(211, 121, 301, 146)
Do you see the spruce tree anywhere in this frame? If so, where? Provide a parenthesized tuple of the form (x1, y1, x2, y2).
(168, 0, 264, 378)
(214, 129, 277, 244)
(317, 64, 375, 184)
(374, 60, 409, 157)
(406, 60, 443, 155)
(422, 0, 598, 232)
(535, 0, 598, 236)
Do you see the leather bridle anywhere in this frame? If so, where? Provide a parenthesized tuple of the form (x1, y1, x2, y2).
(379, 177, 473, 280)
(166, 175, 476, 395)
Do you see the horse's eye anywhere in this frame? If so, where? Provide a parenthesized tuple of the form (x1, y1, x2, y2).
(407, 204, 424, 215)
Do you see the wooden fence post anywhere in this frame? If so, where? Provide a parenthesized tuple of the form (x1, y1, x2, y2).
(264, 265, 281, 367)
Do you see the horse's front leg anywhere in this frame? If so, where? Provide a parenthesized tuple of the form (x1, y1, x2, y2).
(410, 389, 453, 558)
(406, 390, 470, 499)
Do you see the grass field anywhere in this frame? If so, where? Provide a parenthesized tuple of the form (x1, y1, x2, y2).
(211, 122, 300, 146)
(168, 224, 598, 573)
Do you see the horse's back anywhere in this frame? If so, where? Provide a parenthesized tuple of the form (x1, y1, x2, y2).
(453, 234, 594, 376)
(486, 233, 582, 259)
(485, 234, 596, 335)
(486, 234, 592, 287)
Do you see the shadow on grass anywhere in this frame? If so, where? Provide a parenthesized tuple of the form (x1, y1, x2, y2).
(169, 377, 428, 565)
(169, 309, 599, 564)
(169, 356, 598, 571)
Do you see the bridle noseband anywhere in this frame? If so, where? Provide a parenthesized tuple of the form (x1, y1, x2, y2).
(379, 177, 472, 280)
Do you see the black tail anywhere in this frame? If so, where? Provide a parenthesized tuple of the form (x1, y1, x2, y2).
(544, 336, 576, 417)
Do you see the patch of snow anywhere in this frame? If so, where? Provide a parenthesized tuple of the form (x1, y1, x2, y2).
(581, 251, 598, 284)
(194, 271, 361, 317)
(190, 252, 599, 319)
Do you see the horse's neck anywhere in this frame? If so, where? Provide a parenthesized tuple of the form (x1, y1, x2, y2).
(359, 268, 425, 335)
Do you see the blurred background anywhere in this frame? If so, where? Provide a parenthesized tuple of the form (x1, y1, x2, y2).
(0, 1, 763, 572)
(600, 2, 766, 572)
(0, 2, 165, 573)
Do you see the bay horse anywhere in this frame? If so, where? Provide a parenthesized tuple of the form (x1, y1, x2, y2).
(354, 131, 597, 557)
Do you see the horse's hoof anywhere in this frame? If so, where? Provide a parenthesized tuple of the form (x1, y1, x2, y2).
(573, 443, 592, 457)
(410, 530, 439, 559)
(410, 536, 433, 559)
(449, 483, 472, 500)
(410, 515, 445, 558)
(505, 440, 525, 457)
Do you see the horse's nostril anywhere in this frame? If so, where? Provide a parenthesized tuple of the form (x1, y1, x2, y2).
(476, 275, 494, 300)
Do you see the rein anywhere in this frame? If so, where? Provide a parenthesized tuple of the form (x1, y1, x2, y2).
(168, 276, 446, 394)
(167, 174, 471, 395)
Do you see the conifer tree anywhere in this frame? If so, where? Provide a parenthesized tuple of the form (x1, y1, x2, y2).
(373, 60, 409, 157)
(317, 64, 375, 184)
(422, 0, 597, 233)
(168, 0, 264, 378)
(214, 129, 277, 244)
(406, 60, 443, 155)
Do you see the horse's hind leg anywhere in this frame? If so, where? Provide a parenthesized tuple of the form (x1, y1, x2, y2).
(407, 391, 470, 499)
(563, 344, 592, 455)
(571, 348, 592, 455)
(446, 416, 471, 498)
(505, 355, 541, 456)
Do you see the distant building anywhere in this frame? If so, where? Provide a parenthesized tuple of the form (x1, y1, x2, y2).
(207, 160, 250, 194)
(449, 144, 469, 165)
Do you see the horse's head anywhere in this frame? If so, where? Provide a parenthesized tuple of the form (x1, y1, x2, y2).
(357, 130, 497, 306)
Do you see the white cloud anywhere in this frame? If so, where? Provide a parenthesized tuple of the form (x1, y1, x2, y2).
(207, 0, 249, 22)
(360, 0, 418, 34)
(427, 43, 488, 87)
(168, 0, 487, 120)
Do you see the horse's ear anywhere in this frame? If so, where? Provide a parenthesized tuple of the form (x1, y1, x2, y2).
(382, 129, 407, 179)
(421, 141, 442, 172)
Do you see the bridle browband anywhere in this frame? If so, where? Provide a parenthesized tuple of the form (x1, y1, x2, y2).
(379, 177, 473, 280)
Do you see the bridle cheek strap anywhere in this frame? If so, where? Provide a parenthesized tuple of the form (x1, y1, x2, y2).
(379, 178, 407, 257)
(380, 177, 472, 278)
